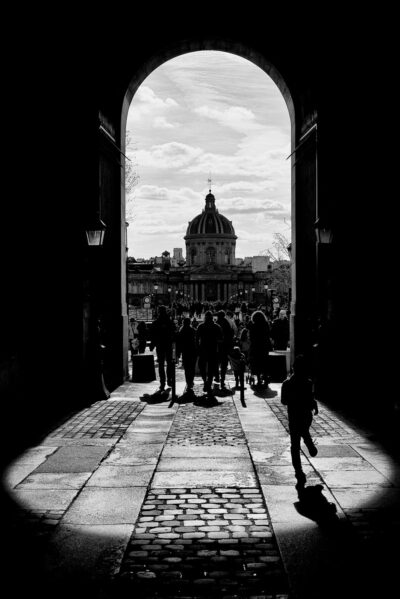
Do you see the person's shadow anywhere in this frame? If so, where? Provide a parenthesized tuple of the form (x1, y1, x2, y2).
(294, 484, 339, 528)
(140, 388, 171, 404)
(176, 389, 197, 404)
(251, 385, 278, 399)
(194, 394, 222, 408)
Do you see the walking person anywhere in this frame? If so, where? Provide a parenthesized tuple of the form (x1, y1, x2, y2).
(248, 310, 273, 387)
(271, 309, 290, 351)
(215, 310, 235, 388)
(177, 317, 197, 393)
(149, 305, 175, 392)
(281, 354, 319, 492)
(229, 345, 247, 390)
(196, 310, 223, 395)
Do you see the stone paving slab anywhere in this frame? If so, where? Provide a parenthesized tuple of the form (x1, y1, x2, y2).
(103, 442, 164, 465)
(11, 445, 59, 463)
(309, 444, 361, 458)
(318, 469, 393, 487)
(44, 524, 134, 581)
(156, 457, 254, 472)
(86, 464, 154, 487)
(15, 472, 92, 490)
(248, 444, 293, 466)
(257, 464, 323, 486)
(329, 486, 400, 510)
(2, 462, 45, 489)
(11, 488, 79, 512)
(161, 445, 250, 458)
(40, 437, 117, 447)
(35, 445, 111, 473)
(122, 433, 169, 444)
(62, 487, 147, 525)
(152, 470, 258, 488)
(308, 456, 378, 471)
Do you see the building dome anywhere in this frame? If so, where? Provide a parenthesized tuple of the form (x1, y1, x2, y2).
(185, 189, 237, 268)
(186, 193, 236, 237)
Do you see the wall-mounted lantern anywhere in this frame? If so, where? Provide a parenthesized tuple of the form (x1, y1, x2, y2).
(86, 213, 106, 247)
(314, 218, 333, 244)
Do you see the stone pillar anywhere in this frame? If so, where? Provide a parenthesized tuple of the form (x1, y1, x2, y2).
(201, 283, 205, 301)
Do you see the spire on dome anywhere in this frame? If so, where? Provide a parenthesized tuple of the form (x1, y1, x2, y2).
(205, 174, 216, 210)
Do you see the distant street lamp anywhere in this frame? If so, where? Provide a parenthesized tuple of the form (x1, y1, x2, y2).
(154, 284, 158, 307)
(251, 286, 256, 302)
(168, 286, 172, 306)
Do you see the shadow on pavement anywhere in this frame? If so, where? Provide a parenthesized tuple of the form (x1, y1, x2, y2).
(194, 395, 222, 408)
(294, 484, 339, 528)
(251, 385, 278, 399)
(139, 389, 171, 404)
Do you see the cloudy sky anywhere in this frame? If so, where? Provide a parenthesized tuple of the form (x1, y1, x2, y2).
(126, 51, 291, 259)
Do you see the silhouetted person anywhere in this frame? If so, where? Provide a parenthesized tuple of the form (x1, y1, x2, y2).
(271, 309, 289, 350)
(177, 317, 197, 392)
(239, 315, 251, 359)
(136, 320, 147, 354)
(196, 310, 223, 394)
(281, 354, 318, 491)
(149, 305, 175, 392)
(229, 345, 246, 390)
(248, 310, 272, 387)
(215, 310, 234, 388)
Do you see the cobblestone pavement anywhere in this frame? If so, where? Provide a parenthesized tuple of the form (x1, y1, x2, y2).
(167, 388, 246, 447)
(118, 487, 286, 598)
(47, 400, 145, 439)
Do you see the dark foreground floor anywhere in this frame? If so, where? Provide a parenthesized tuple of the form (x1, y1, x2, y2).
(1, 367, 399, 598)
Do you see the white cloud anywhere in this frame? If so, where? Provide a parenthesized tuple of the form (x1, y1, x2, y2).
(153, 116, 176, 129)
(128, 86, 178, 124)
(136, 142, 203, 169)
(194, 105, 257, 133)
(135, 184, 202, 204)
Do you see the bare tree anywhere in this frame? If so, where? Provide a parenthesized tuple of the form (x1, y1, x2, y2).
(260, 232, 292, 309)
(125, 131, 139, 223)
(261, 232, 291, 262)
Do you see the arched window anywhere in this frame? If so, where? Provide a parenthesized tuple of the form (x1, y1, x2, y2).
(225, 250, 231, 265)
(206, 246, 216, 264)
(190, 248, 197, 265)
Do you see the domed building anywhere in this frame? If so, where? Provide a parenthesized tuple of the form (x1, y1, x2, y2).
(185, 190, 237, 268)
(182, 187, 244, 301)
(127, 185, 274, 307)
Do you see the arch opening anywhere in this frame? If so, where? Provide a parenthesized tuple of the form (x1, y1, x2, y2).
(121, 47, 294, 378)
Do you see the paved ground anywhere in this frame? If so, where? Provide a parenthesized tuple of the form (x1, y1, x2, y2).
(1, 356, 400, 598)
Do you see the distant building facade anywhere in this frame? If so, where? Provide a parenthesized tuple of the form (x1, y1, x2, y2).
(127, 188, 290, 308)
